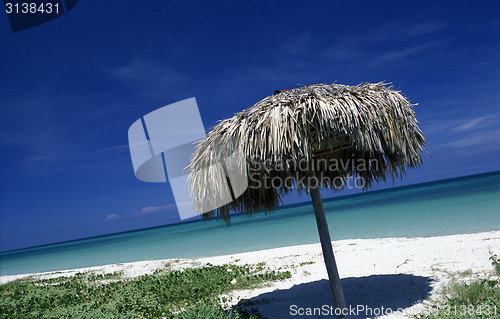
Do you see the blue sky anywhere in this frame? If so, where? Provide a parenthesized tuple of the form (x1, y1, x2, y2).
(1, 1, 499, 251)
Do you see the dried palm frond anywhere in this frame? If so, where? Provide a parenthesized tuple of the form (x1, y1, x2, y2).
(187, 82, 426, 221)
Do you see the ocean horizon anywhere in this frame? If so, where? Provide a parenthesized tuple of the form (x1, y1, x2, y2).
(1, 171, 499, 277)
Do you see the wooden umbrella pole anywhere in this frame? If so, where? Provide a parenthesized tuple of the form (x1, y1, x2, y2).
(309, 174, 347, 313)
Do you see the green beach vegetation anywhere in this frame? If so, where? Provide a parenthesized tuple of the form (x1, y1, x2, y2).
(0, 263, 291, 318)
(416, 251, 500, 319)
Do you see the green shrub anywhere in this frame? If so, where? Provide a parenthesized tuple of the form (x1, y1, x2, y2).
(416, 251, 500, 319)
(176, 301, 227, 319)
(0, 264, 291, 318)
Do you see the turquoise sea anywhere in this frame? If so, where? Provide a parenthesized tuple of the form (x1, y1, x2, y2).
(1, 171, 499, 277)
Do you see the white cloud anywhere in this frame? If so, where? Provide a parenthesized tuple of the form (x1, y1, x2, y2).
(422, 112, 500, 135)
(87, 144, 130, 155)
(443, 128, 500, 149)
(322, 20, 449, 64)
(453, 115, 496, 132)
(104, 213, 123, 222)
(133, 202, 193, 218)
(407, 21, 446, 37)
(133, 204, 176, 217)
(374, 40, 449, 62)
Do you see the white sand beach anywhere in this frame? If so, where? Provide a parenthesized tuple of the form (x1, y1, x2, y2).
(2, 231, 499, 318)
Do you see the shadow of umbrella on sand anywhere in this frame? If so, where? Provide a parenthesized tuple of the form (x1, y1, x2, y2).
(187, 83, 426, 312)
(244, 274, 433, 318)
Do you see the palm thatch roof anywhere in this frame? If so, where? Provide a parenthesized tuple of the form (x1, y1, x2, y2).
(187, 82, 426, 221)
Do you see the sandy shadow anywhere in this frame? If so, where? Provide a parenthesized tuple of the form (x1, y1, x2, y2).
(237, 274, 433, 319)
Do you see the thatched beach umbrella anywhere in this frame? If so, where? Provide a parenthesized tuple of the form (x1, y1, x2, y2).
(187, 82, 426, 311)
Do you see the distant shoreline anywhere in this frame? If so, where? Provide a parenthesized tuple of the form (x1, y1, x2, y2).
(3, 170, 499, 254)
(3, 230, 499, 282)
